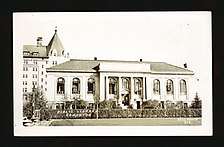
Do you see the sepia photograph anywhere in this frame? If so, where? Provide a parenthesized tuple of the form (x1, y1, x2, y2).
(13, 12, 212, 136)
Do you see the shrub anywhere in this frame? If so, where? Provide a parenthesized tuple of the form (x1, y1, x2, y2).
(142, 99, 160, 109)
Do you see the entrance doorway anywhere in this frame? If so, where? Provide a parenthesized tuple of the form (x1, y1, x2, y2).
(122, 94, 130, 106)
(137, 101, 141, 109)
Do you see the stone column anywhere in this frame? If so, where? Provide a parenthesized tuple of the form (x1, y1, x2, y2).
(146, 76, 151, 100)
(105, 76, 109, 100)
(142, 77, 145, 100)
(82, 76, 86, 101)
(100, 74, 105, 101)
(173, 78, 177, 101)
(118, 77, 122, 105)
(161, 78, 165, 101)
(130, 77, 135, 104)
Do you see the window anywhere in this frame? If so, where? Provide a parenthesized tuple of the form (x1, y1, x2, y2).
(45, 81, 47, 85)
(153, 79, 160, 95)
(41, 78, 43, 82)
(45, 88, 47, 91)
(23, 81, 27, 85)
(134, 78, 142, 95)
(87, 78, 95, 94)
(35, 81, 37, 85)
(33, 74, 37, 78)
(62, 50, 64, 55)
(54, 53, 56, 56)
(72, 78, 80, 94)
(24, 88, 27, 92)
(23, 74, 28, 78)
(55, 61, 57, 65)
(52, 61, 54, 65)
(46, 61, 48, 64)
(23, 51, 30, 56)
(41, 71, 43, 75)
(57, 77, 65, 94)
(109, 78, 117, 94)
(24, 60, 28, 64)
(122, 78, 129, 90)
(32, 52, 39, 56)
(33, 60, 37, 64)
(180, 79, 187, 95)
(166, 79, 174, 95)
(42, 65, 44, 68)
(23, 67, 28, 71)
(41, 85, 43, 89)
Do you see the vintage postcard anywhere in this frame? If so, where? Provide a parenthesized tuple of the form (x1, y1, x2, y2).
(13, 12, 212, 136)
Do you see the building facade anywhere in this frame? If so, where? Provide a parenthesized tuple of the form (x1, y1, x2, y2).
(23, 29, 196, 109)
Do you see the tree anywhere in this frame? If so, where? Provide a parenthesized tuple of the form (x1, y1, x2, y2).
(23, 86, 49, 120)
(93, 95, 100, 119)
(191, 92, 202, 109)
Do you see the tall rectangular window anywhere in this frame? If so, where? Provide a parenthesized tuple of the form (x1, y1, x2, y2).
(180, 80, 187, 95)
(153, 79, 160, 95)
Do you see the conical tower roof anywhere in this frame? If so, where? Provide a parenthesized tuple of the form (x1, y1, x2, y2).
(47, 28, 65, 56)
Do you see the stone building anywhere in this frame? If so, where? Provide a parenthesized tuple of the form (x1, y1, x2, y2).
(23, 28, 195, 109)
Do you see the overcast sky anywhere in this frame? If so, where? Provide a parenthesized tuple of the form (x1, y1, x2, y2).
(14, 12, 212, 98)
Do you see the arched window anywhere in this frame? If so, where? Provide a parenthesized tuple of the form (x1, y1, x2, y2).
(57, 77, 65, 94)
(153, 79, 160, 95)
(180, 79, 187, 95)
(72, 78, 80, 94)
(50, 50, 53, 55)
(166, 79, 174, 95)
(87, 78, 95, 94)
(134, 78, 142, 95)
(122, 78, 129, 90)
(109, 78, 117, 94)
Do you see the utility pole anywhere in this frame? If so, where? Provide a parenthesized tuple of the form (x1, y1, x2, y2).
(32, 85, 36, 119)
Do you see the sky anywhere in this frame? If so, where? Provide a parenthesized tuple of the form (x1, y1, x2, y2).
(13, 12, 212, 99)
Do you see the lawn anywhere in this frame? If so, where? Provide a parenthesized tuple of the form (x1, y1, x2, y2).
(45, 118, 201, 126)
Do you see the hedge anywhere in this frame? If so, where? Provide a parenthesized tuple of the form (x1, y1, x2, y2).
(46, 109, 201, 119)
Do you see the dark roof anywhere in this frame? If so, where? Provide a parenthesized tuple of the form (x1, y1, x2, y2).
(47, 59, 194, 74)
(23, 45, 47, 57)
(149, 62, 193, 73)
(46, 31, 65, 56)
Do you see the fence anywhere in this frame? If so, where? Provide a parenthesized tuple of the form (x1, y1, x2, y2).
(46, 109, 201, 119)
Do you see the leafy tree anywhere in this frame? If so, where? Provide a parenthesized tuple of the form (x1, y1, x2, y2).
(191, 92, 202, 109)
(23, 86, 49, 120)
